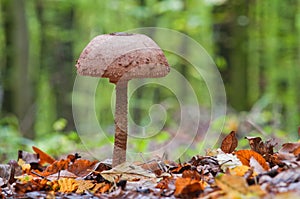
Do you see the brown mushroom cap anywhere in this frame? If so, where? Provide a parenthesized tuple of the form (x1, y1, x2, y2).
(75, 33, 170, 83)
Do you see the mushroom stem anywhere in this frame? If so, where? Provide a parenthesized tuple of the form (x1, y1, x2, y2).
(112, 79, 128, 167)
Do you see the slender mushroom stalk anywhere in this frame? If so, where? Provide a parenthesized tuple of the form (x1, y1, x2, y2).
(75, 33, 170, 167)
(113, 79, 128, 166)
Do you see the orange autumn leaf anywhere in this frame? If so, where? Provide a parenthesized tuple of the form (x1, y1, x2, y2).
(235, 149, 270, 171)
(32, 146, 55, 165)
(182, 170, 201, 180)
(174, 177, 204, 197)
(42, 159, 70, 177)
(293, 145, 300, 156)
(156, 177, 172, 189)
(221, 131, 238, 153)
(92, 182, 111, 194)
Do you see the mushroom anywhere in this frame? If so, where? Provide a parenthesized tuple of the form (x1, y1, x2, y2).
(75, 33, 170, 167)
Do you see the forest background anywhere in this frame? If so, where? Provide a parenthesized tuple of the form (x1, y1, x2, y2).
(0, 0, 299, 162)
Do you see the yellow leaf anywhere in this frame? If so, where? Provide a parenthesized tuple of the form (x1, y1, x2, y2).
(230, 165, 257, 177)
(58, 178, 78, 193)
(76, 180, 94, 194)
(215, 174, 265, 198)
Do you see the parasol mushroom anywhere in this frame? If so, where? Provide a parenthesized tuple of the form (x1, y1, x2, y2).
(75, 33, 170, 167)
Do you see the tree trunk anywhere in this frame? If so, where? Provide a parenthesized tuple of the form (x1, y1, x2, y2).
(2, 0, 33, 138)
(112, 80, 128, 167)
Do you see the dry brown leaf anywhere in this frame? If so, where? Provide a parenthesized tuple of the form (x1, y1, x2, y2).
(182, 170, 201, 180)
(215, 174, 265, 198)
(279, 143, 300, 154)
(174, 177, 204, 197)
(221, 131, 238, 153)
(68, 159, 98, 177)
(32, 146, 55, 165)
(0, 164, 12, 186)
(101, 162, 156, 182)
(245, 136, 276, 156)
(18, 150, 39, 165)
(235, 149, 270, 171)
(47, 170, 78, 180)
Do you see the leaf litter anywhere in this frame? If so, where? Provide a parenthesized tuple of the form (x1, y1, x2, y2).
(1, 130, 300, 198)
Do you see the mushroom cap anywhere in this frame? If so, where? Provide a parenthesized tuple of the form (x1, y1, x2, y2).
(75, 33, 170, 83)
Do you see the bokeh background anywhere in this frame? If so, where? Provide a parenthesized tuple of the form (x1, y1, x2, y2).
(0, 0, 299, 161)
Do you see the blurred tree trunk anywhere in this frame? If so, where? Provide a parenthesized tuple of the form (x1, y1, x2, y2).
(227, 2, 248, 111)
(2, 0, 34, 138)
(34, 0, 75, 135)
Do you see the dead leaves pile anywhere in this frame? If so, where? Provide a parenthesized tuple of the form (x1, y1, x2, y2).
(1, 131, 300, 198)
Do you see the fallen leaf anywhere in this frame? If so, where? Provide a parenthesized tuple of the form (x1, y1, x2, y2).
(0, 164, 13, 186)
(292, 145, 300, 156)
(245, 136, 276, 158)
(101, 162, 156, 182)
(229, 165, 256, 177)
(279, 143, 300, 154)
(215, 174, 266, 198)
(57, 178, 78, 193)
(182, 170, 201, 180)
(174, 177, 204, 197)
(92, 182, 111, 194)
(18, 150, 39, 168)
(216, 153, 242, 171)
(41, 159, 70, 177)
(235, 149, 270, 171)
(68, 159, 98, 177)
(32, 146, 55, 165)
(156, 176, 171, 189)
(75, 180, 94, 194)
(18, 159, 31, 173)
(47, 170, 78, 180)
(249, 156, 266, 174)
(221, 131, 238, 153)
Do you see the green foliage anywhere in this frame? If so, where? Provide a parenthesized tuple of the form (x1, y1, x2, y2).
(0, 116, 31, 162)
(34, 117, 83, 158)
(34, 74, 56, 138)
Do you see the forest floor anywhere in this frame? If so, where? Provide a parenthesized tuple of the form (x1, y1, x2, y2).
(1, 131, 300, 199)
